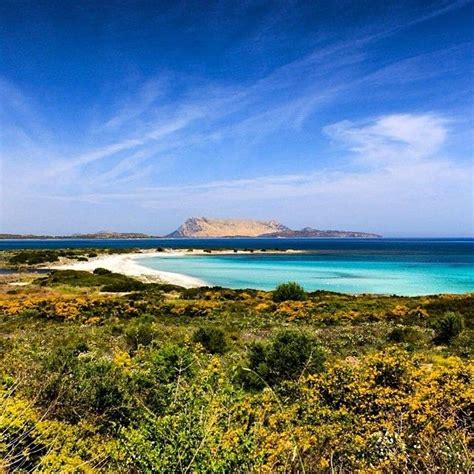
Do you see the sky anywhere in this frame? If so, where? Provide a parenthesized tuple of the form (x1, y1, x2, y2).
(0, 0, 473, 237)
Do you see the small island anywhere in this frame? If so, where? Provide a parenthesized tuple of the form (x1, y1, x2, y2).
(1, 217, 381, 240)
(167, 217, 382, 238)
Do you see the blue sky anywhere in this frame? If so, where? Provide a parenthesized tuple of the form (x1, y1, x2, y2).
(1, 0, 473, 236)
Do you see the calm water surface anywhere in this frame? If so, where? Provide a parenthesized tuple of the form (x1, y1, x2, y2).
(1, 238, 473, 295)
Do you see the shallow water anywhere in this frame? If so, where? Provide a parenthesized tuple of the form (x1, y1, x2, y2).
(137, 242, 474, 295)
(1, 238, 473, 295)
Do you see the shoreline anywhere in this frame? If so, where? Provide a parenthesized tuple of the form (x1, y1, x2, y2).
(47, 250, 205, 288)
(46, 248, 301, 288)
(38, 247, 474, 295)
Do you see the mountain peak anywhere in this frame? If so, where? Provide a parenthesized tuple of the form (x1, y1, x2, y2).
(167, 217, 290, 238)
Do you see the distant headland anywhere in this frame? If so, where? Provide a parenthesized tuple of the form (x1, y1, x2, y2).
(0, 217, 382, 240)
(0, 232, 157, 240)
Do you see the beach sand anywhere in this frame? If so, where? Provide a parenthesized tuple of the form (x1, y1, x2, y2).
(47, 248, 303, 288)
(48, 250, 206, 288)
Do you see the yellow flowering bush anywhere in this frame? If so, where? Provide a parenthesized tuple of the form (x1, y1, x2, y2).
(0, 386, 114, 472)
(1, 276, 472, 472)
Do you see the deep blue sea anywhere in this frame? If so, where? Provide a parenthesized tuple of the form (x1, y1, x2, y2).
(1, 238, 473, 295)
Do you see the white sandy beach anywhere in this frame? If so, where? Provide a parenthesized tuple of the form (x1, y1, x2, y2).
(48, 250, 206, 288)
(47, 248, 304, 288)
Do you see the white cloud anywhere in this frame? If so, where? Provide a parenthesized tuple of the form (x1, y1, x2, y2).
(36, 113, 471, 216)
(324, 113, 448, 164)
(96, 113, 470, 236)
(101, 78, 167, 131)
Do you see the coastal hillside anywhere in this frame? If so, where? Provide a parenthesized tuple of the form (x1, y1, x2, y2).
(261, 227, 382, 238)
(167, 217, 290, 237)
(167, 217, 381, 238)
(0, 232, 157, 240)
(70, 231, 155, 239)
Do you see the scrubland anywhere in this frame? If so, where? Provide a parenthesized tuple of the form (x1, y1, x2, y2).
(0, 252, 472, 472)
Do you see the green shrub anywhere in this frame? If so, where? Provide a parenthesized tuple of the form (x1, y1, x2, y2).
(93, 267, 112, 275)
(273, 282, 307, 302)
(244, 330, 324, 387)
(18, 308, 42, 319)
(146, 283, 184, 294)
(101, 280, 146, 292)
(434, 312, 465, 344)
(125, 321, 155, 352)
(39, 269, 145, 291)
(147, 344, 195, 384)
(425, 295, 474, 325)
(387, 326, 423, 345)
(37, 343, 131, 425)
(8, 250, 60, 265)
(193, 327, 227, 354)
(451, 329, 473, 357)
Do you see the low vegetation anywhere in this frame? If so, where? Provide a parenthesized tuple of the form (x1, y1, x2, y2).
(36, 269, 146, 292)
(0, 262, 473, 472)
(193, 326, 228, 354)
(2, 248, 140, 267)
(273, 281, 307, 301)
(241, 330, 325, 388)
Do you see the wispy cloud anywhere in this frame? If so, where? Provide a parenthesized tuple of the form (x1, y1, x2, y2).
(324, 113, 448, 164)
(13, 6, 465, 186)
(101, 78, 168, 131)
(1, 0, 472, 234)
(37, 113, 470, 207)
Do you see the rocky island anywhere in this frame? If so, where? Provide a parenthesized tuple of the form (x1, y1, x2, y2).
(167, 217, 382, 238)
(1, 218, 382, 239)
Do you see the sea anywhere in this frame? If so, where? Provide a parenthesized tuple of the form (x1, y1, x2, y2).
(1, 238, 473, 295)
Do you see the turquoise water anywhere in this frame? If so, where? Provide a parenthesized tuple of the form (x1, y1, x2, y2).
(138, 249, 474, 296)
(1, 237, 473, 295)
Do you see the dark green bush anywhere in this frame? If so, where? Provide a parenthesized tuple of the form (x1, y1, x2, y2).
(193, 327, 227, 354)
(243, 330, 324, 387)
(120, 344, 196, 424)
(273, 282, 307, 302)
(387, 326, 422, 345)
(434, 312, 465, 344)
(451, 329, 473, 357)
(425, 295, 474, 327)
(38, 269, 145, 292)
(78, 358, 130, 422)
(93, 267, 112, 275)
(125, 321, 155, 352)
(146, 283, 185, 294)
(101, 280, 146, 292)
(18, 308, 42, 319)
(147, 344, 195, 384)
(9, 250, 60, 265)
(37, 343, 131, 425)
